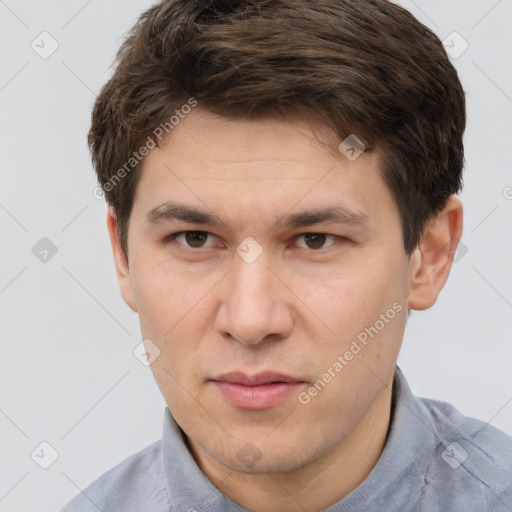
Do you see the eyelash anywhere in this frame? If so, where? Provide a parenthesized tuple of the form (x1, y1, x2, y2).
(165, 231, 343, 251)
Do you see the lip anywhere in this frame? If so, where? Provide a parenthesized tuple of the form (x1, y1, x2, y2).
(213, 371, 302, 386)
(210, 371, 306, 410)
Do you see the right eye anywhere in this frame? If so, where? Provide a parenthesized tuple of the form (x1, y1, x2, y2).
(166, 231, 218, 249)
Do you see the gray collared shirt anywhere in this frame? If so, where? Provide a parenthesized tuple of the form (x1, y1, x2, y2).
(61, 366, 512, 511)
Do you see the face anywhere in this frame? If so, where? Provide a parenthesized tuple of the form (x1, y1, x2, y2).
(111, 108, 420, 475)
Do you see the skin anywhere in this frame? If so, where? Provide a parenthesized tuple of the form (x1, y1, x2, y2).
(107, 108, 463, 512)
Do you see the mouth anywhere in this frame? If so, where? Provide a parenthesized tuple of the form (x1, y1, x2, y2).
(210, 371, 306, 410)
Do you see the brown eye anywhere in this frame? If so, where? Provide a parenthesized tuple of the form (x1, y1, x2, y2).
(184, 231, 209, 248)
(295, 233, 339, 250)
(303, 233, 327, 249)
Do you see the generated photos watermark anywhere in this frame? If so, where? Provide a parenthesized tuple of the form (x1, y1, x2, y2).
(298, 301, 403, 405)
(93, 97, 198, 200)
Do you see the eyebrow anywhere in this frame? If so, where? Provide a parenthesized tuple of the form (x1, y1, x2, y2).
(145, 202, 370, 230)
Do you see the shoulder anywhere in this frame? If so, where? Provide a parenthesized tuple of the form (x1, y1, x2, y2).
(60, 440, 171, 512)
(418, 396, 512, 511)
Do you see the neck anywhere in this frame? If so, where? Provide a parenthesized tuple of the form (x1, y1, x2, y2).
(187, 380, 394, 512)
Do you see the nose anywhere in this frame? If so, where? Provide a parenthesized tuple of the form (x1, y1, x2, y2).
(214, 250, 294, 345)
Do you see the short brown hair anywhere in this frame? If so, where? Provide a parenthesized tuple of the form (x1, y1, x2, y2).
(89, 0, 466, 256)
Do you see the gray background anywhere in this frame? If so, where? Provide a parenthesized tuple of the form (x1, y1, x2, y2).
(1, 0, 511, 510)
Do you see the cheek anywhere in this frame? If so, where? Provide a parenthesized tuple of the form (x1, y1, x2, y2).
(299, 257, 406, 334)
(133, 259, 201, 330)
(132, 263, 208, 414)
(297, 267, 408, 433)
(295, 255, 409, 394)
(132, 261, 217, 375)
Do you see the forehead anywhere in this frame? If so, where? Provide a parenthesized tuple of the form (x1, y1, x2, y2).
(132, 108, 396, 230)
(146, 108, 373, 177)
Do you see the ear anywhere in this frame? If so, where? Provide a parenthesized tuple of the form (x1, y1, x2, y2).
(407, 195, 464, 310)
(106, 208, 137, 312)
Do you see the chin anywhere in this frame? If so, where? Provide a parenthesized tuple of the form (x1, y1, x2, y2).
(215, 436, 319, 476)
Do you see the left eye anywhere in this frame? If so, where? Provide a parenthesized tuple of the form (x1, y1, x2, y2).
(294, 233, 338, 250)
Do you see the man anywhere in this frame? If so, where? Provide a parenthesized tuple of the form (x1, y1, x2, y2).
(62, 0, 512, 510)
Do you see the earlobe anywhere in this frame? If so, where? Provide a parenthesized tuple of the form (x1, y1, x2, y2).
(106, 208, 138, 312)
(407, 196, 464, 311)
